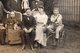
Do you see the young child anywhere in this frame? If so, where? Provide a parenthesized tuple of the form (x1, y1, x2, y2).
(50, 7, 64, 45)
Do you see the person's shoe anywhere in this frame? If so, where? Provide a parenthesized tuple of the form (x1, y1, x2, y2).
(22, 44, 26, 50)
(31, 45, 35, 51)
(53, 38, 58, 47)
(34, 42, 38, 48)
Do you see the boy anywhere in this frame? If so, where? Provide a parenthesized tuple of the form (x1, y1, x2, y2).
(50, 7, 64, 45)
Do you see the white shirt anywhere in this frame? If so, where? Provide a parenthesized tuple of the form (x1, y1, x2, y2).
(21, 0, 29, 10)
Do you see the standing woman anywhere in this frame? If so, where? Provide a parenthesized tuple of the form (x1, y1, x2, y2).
(34, 7, 48, 48)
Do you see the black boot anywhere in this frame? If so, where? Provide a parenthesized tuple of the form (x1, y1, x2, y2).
(53, 38, 58, 47)
(33, 41, 39, 48)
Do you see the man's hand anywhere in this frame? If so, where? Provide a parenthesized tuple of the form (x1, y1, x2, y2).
(14, 24, 21, 30)
(14, 24, 17, 30)
(23, 28, 31, 33)
(7, 11, 10, 14)
(29, 28, 33, 32)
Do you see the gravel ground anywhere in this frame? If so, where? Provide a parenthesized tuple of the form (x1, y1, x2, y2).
(0, 26, 80, 53)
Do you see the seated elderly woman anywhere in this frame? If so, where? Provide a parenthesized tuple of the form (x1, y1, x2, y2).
(6, 11, 23, 45)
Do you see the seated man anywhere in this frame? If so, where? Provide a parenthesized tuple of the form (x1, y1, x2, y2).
(48, 7, 64, 46)
(22, 9, 36, 49)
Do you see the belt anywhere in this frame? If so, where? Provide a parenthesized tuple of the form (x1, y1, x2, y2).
(37, 22, 43, 24)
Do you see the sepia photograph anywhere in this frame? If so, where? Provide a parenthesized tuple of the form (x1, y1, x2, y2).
(0, 0, 80, 53)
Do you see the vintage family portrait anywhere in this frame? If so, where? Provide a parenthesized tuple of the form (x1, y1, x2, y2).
(0, 0, 80, 53)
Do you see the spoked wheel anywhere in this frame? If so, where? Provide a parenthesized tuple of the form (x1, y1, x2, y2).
(46, 30, 56, 48)
(57, 30, 65, 48)
(46, 28, 65, 48)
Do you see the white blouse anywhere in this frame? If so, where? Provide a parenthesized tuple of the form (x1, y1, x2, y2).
(34, 13, 48, 25)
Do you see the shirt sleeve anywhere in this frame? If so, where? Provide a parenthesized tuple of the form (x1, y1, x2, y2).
(32, 16, 36, 27)
(1, 1, 8, 13)
(44, 15, 48, 25)
(33, 13, 38, 21)
(7, 0, 13, 11)
(1, 2, 4, 10)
